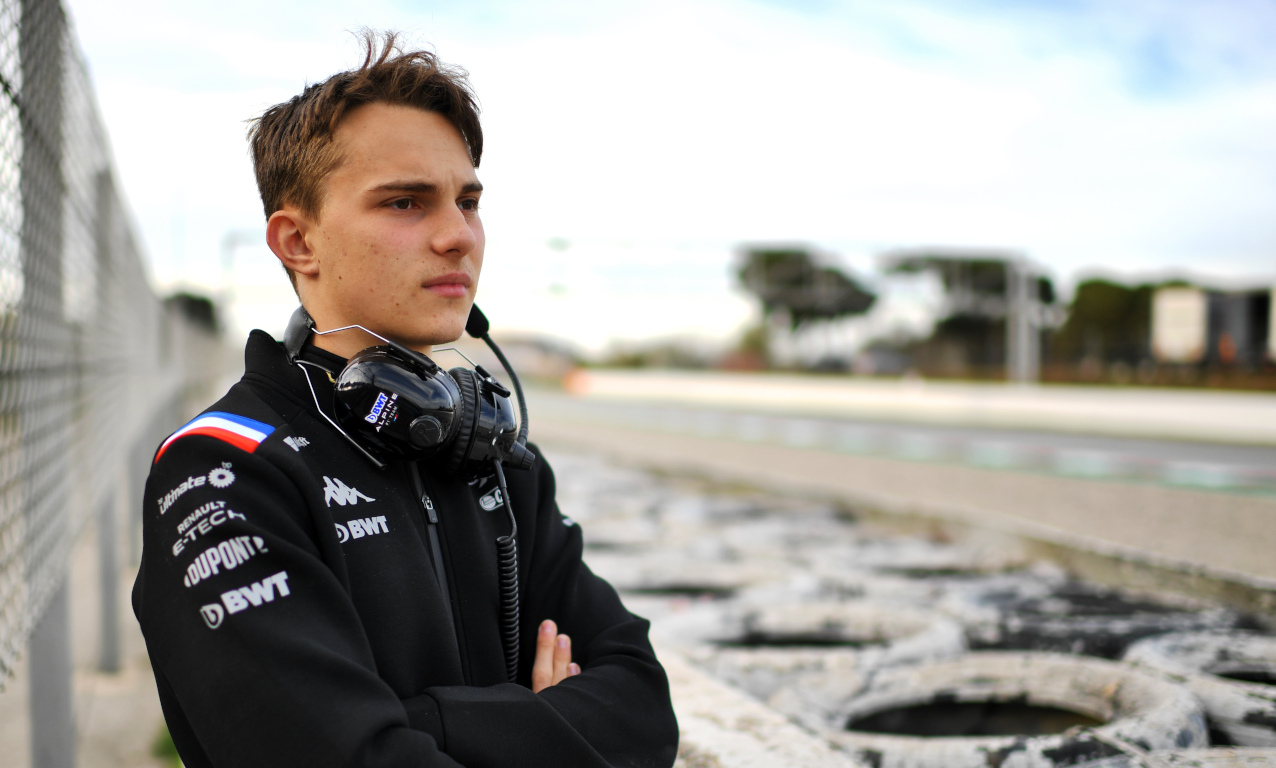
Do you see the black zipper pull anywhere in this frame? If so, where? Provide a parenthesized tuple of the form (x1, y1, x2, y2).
(421, 492, 439, 524)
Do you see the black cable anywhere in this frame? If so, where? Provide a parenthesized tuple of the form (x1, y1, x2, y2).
(481, 333, 529, 446)
(492, 460, 520, 683)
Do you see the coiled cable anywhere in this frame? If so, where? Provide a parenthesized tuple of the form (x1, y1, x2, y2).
(492, 460, 520, 683)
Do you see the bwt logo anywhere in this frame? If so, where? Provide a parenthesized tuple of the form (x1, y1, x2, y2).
(200, 571, 292, 629)
(334, 516, 389, 543)
(365, 392, 389, 423)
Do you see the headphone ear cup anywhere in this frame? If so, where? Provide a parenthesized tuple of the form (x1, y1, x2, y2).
(444, 367, 481, 475)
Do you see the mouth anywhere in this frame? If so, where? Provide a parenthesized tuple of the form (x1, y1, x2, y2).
(423, 272, 473, 298)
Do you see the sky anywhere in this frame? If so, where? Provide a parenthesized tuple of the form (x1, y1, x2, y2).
(63, 0, 1276, 353)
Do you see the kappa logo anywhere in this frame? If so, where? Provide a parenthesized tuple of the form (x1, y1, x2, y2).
(323, 476, 374, 507)
(478, 488, 504, 512)
(334, 515, 389, 543)
(200, 603, 225, 629)
(283, 436, 310, 452)
(157, 462, 235, 515)
(183, 535, 268, 587)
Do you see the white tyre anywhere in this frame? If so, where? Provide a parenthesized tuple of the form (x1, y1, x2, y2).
(1124, 631, 1276, 747)
(771, 651, 1207, 768)
(1069, 747, 1276, 766)
(939, 581, 1243, 658)
(678, 600, 967, 700)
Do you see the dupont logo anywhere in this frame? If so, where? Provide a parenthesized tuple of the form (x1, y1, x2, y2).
(365, 392, 389, 423)
(182, 535, 268, 588)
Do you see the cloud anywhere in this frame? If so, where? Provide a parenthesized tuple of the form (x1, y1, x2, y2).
(64, 0, 1276, 349)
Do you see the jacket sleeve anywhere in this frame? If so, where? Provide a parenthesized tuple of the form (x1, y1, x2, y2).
(420, 449, 680, 768)
(133, 435, 465, 768)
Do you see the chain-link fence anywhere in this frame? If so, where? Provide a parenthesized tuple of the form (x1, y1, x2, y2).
(0, 0, 227, 685)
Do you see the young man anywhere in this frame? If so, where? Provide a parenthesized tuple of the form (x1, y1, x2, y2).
(132, 34, 678, 767)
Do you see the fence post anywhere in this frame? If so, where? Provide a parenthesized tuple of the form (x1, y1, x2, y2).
(97, 489, 120, 673)
(28, 578, 76, 768)
(1006, 258, 1040, 384)
(20, 0, 75, 765)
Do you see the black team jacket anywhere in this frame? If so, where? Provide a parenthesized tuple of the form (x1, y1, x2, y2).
(132, 330, 678, 768)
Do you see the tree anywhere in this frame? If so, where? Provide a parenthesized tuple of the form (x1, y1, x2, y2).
(736, 246, 876, 329)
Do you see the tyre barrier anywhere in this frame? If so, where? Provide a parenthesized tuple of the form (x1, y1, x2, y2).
(769, 652, 1208, 768)
(672, 600, 967, 701)
(1124, 631, 1276, 747)
(585, 552, 796, 600)
(658, 646, 872, 768)
(809, 565, 1068, 616)
(718, 513, 859, 561)
(805, 535, 1029, 579)
(1069, 748, 1276, 766)
(939, 581, 1247, 659)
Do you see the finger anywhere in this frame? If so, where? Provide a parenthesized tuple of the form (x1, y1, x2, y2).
(552, 634, 571, 685)
(569, 663, 581, 676)
(531, 620, 556, 693)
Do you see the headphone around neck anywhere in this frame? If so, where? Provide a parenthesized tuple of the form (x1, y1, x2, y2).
(283, 304, 536, 479)
(284, 304, 531, 684)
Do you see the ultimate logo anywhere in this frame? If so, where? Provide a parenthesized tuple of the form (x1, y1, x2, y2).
(158, 463, 237, 515)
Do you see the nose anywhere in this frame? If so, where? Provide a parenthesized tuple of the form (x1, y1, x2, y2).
(430, 203, 479, 258)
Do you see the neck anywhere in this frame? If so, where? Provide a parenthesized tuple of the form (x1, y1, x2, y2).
(309, 324, 432, 359)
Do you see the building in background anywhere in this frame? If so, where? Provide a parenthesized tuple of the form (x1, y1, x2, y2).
(1049, 279, 1273, 387)
(874, 249, 1063, 381)
(1152, 286, 1272, 369)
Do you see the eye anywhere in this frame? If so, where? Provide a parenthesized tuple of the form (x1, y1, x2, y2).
(459, 197, 480, 212)
(389, 198, 415, 211)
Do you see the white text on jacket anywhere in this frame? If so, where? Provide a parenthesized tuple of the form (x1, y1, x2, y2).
(183, 535, 269, 587)
(171, 504, 247, 556)
(334, 516, 388, 543)
(222, 571, 291, 614)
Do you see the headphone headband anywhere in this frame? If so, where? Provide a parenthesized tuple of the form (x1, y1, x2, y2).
(284, 305, 315, 362)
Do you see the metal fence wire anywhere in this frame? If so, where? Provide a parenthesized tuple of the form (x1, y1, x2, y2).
(0, 0, 224, 684)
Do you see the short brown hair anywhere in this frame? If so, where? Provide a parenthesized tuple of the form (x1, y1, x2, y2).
(249, 31, 483, 287)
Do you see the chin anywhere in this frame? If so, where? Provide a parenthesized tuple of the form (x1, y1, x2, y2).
(415, 317, 468, 347)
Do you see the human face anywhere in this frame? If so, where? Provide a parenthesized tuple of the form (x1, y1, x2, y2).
(303, 103, 484, 355)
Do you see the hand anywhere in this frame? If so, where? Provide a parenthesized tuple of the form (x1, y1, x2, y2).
(531, 619, 582, 693)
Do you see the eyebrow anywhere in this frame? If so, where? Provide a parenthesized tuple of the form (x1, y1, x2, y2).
(367, 180, 484, 196)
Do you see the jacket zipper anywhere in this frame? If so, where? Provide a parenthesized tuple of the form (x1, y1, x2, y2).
(409, 463, 455, 634)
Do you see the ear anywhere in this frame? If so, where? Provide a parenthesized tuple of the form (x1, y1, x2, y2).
(267, 208, 319, 277)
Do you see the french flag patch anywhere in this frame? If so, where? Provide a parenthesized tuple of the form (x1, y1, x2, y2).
(155, 412, 276, 463)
